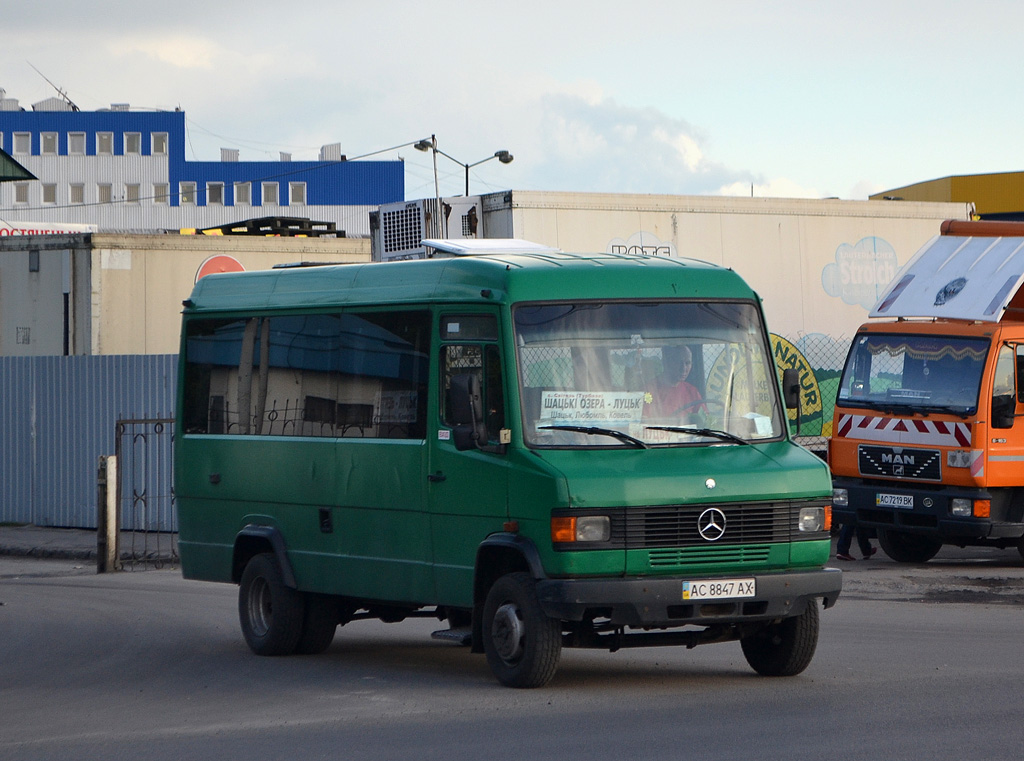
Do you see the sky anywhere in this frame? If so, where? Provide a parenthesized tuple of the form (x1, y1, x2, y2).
(3, 1, 1022, 201)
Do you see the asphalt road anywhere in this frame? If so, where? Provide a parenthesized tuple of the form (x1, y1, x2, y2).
(1, 547, 1022, 761)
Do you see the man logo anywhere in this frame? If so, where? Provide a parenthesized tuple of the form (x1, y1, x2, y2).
(697, 507, 727, 542)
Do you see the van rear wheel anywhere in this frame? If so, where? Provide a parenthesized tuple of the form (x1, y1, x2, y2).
(740, 601, 819, 677)
(239, 552, 305, 656)
(483, 572, 561, 688)
(877, 528, 942, 563)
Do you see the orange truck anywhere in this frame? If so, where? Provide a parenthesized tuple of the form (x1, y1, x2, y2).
(829, 220, 1024, 562)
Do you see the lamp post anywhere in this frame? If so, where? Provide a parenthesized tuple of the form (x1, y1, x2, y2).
(415, 135, 514, 196)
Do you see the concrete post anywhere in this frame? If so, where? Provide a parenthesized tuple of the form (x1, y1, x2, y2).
(96, 455, 120, 573)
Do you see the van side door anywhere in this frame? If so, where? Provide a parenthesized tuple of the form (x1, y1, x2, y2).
(428, 311, 511, 607)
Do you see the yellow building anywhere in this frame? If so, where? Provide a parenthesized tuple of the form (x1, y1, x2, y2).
(871, 172, 1024, 219)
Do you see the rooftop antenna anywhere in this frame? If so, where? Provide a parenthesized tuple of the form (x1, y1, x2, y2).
(27, 62, 80, 111)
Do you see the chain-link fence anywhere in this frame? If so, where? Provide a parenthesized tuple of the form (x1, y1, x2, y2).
(772, 332, 854, 454)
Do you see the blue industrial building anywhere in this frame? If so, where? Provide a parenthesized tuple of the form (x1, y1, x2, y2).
(0, 91, 404, 235)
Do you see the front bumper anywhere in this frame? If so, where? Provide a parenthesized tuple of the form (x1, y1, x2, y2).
(832, 478, 1024, 541)
(535, 567, 842, 628)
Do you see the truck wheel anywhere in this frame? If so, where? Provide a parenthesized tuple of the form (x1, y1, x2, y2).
(483, 572, 561, 688)
(238, 552, 305, 656)
(294, 593, 339, 655)
(877, 529, 942, 563)
(740, 601, 819, 677)
(1017, 534, 1024, 562)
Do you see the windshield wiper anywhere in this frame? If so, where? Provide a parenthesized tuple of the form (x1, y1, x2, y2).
(644, 425, 750, 445)
(539, 425, 648, 449)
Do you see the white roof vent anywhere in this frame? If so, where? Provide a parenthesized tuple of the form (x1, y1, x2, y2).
(319, 143, 344, 162)
(220, 148, 239, 162)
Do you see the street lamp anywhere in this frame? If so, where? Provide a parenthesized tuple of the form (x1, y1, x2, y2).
(415, 135, 514, 196)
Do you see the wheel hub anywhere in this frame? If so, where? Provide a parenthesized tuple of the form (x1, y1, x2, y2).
(491, 602, 524, 662)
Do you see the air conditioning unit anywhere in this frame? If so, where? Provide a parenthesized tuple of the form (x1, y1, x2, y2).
(371, 196, 482, 261)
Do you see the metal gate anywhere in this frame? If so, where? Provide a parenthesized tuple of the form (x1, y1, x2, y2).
(115, 417, 178, 569)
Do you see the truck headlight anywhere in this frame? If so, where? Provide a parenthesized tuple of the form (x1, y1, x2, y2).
(551, 515, 611, 543)
(950, 498, 972, 517)
(832, 488, 848, 508)
(799, 506, 828, 533)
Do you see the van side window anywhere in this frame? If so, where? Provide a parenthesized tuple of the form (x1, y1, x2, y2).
(441, 322, 505, 442)
(182, 310, 430, 438)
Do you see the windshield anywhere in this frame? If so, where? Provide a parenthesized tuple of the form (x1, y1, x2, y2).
(513, 301, 786, 448)
(836, 332, 990, 414)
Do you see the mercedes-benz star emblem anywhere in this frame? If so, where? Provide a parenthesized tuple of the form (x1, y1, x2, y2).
(697, 507, 727, 542)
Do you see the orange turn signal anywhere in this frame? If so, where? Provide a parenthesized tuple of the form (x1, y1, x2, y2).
(551, 517, 576, 543)
(824, 505, 832, 532)
(974, 499, 991, 518)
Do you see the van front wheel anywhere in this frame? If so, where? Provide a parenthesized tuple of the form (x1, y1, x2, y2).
(740, 601, 819, 677)
(483, 573, 561, 688)
(239, 552, 305, 656)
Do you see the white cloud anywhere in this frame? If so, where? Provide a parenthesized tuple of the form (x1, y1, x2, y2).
(528, 94, 745, 195)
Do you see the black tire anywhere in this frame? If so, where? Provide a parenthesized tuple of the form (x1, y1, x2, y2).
(238, 552, 305, 656)
(740, 601, 819, 677)
(877, 528, 943, 563)
(1017, 533, 1024, 562)
(482, 572, 561, 688)
(294, 593, 339, 655)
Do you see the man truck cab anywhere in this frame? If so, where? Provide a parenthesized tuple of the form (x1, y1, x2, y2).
(176, 245, 841, 687)
(831, 220, 1024, 562)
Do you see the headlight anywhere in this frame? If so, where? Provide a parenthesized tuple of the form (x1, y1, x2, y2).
(832, 488, 848, 508)
(551, 515, 611, 543)
(950, 498, 972, 517)
(799, 506, 826, 533)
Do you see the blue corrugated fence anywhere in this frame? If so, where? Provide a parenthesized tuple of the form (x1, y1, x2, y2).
(0, 354, 177, 528)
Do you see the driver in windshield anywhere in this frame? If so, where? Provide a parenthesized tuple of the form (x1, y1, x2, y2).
(648, 346, 704, 420)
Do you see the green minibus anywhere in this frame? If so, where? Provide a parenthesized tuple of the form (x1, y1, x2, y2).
(175, 247, 841, 687)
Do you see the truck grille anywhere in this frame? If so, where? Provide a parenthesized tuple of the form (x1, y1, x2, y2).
(858, 444, 941, 481)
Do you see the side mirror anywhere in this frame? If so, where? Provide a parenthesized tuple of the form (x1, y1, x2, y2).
(782, 367, 802, 435)
(449, 373, 489, 451)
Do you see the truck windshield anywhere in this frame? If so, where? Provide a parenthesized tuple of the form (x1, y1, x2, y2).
(837, 333, 990, 414)
(513, 301, 785, 448)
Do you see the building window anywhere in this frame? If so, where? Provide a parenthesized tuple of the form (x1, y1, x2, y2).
(70, 184, 85, 204)
(153, 183, 169, 204)
(289, 182, 306, 205)
(97, 132, 113, 155)
(41, 133, 58, 155)
(126, 184, 141, 203)
(152, 133, 168, 155)
(207, 182, 224, 205)
(15, 183, 29, 203)
(98, 184, 113, 204)
(68, 132, 86, 155)
(234, 181, 251, 205)
(180, 182, 196, 205)
(125, 133, 142, 155)
(262, 182, 278, 205)
(13, 133, 30, 154)
(42, 184, 57, 204)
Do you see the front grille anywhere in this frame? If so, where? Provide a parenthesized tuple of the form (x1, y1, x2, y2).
(858, 444, 941, 481)
(554, 500, 826, 551)
(624, 502, 791, 547)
